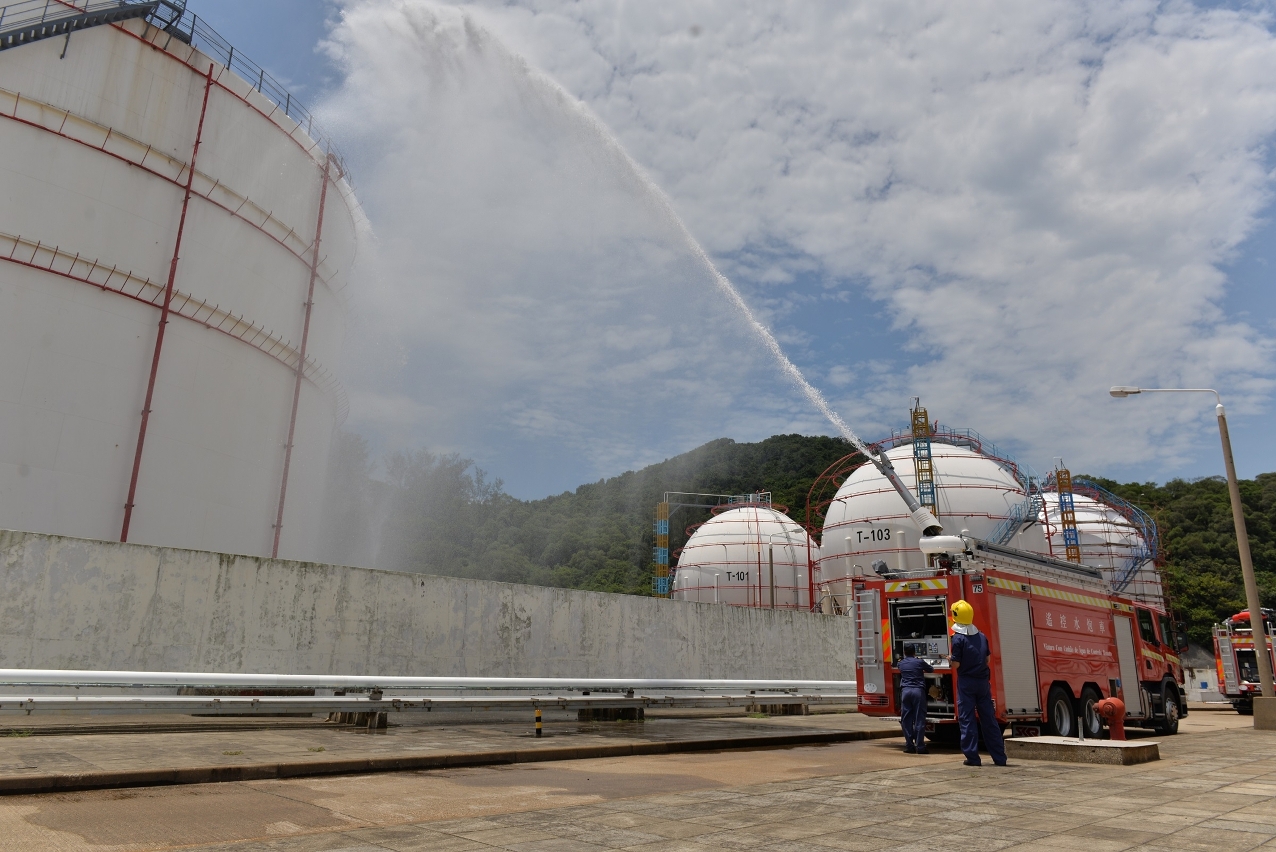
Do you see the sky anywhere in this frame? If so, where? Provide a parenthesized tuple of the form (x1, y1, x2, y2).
(195, 0, 1276, 499)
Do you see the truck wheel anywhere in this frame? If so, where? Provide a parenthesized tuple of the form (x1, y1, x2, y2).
(1046, 686, 1074, 737)
(1155, 682, 1180, 735)
(1079, 686, 1103, 738)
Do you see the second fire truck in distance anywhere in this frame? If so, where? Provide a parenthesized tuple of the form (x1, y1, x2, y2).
(853, 537, 1188, 739)
(1214, 608, 1276, 715)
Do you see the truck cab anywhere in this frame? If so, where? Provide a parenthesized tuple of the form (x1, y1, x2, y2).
(1214, 608, 1276, 715)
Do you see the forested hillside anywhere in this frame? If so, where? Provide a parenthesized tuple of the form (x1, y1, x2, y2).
(320, 433, 852, 593)
(320, 432, 1274, 642)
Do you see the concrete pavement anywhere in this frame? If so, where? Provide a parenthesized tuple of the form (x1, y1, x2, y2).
(0, 710, 1269, 851)
(0, 709, 898, 792)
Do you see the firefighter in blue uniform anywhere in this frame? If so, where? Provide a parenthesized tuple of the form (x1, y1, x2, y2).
(949, 599, 1008, 767)
(897, 644, 933, 754)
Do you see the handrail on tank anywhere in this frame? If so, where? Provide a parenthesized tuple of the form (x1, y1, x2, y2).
(0, 0, 349, 178)
(0, 0, 158, 46)
(878, 422, 1036, 485)
(1039, 472, 1160, 593)
(884, 422, 1044, 548)
(162, 8, 349, 179)
(803, 423, 1042, 546)
(0, 0, 133, 28)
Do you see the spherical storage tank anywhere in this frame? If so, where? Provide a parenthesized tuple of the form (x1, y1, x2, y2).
(820, 440, 1047, 580)
(0, 10, 360, 559)
(671, 505, 819, 609)
(1039, 493, 1163, 603)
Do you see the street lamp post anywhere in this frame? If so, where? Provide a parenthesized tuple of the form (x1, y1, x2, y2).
(1110, 386, 1274, 703)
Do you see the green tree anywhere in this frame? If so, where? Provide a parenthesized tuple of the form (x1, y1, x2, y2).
(1091, 474, 1276, 644)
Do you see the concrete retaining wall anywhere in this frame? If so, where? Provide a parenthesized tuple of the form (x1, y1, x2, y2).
(0, 531, 854, 679)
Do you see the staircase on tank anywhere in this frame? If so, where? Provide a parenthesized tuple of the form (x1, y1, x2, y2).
(0, 0, 185, 52)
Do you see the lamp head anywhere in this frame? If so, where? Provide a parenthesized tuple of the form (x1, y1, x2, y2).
(1110, 386, 1140, 398)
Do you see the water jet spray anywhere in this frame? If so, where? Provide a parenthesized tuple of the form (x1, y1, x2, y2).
(510, 49, 941, 534)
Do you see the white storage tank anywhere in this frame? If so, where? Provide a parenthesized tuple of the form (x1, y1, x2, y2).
(820, 440, 1046, 580)
(0, 9, 359, 559)
(671, 505, 819, 609)
(1039, 492, 1163, 603)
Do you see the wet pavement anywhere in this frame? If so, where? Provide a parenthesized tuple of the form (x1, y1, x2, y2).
(0, 710, 1269, 851)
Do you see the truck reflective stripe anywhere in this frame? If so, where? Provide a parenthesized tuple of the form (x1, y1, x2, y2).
(987, 576, 1116, 610)
(885, 578, 949, 592)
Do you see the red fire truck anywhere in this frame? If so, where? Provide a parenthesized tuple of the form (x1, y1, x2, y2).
(1213, 608, 1276, 715)
(853, 537, 1187, 739)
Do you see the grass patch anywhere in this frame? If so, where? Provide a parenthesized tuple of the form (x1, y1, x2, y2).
(307, 746, 326, 752)
(746, 713, 770, 719)
(222, 750, 243, 756)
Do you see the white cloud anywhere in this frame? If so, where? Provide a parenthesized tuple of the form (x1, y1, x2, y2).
(318, 2, 789, 492)
(323, 0, 1276, 490)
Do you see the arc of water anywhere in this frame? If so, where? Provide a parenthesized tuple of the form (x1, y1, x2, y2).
(505, 55, 950, 535)
(517, 64, 875, 460)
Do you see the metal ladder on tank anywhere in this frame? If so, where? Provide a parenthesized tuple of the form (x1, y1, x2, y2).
(910, 401, 938, 518)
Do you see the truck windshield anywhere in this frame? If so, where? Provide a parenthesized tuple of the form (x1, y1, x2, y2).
(1238, 650, 1259, 683)
(1137, 609, 1158, 644)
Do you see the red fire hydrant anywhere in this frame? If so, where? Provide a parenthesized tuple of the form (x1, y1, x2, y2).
(1096, 697, 1126, 740)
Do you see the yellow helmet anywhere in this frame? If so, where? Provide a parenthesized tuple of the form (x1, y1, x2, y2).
(950, 599, 974, 625)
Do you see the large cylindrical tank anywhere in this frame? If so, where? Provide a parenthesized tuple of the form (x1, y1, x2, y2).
(820, 441, 1045, 579)
(671, 506, 819, 609)
(0, 15, 359, 559)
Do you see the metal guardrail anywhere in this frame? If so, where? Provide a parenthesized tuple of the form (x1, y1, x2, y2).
(0, 670, 857, 691)
(157, 6, 348, 177)
(0, 0, 159, 50)
(0, 693, 860, 717)
(0, 669, 858, 717)
(1071, 476, 1160, 592)
(0, 0, 347, 176)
